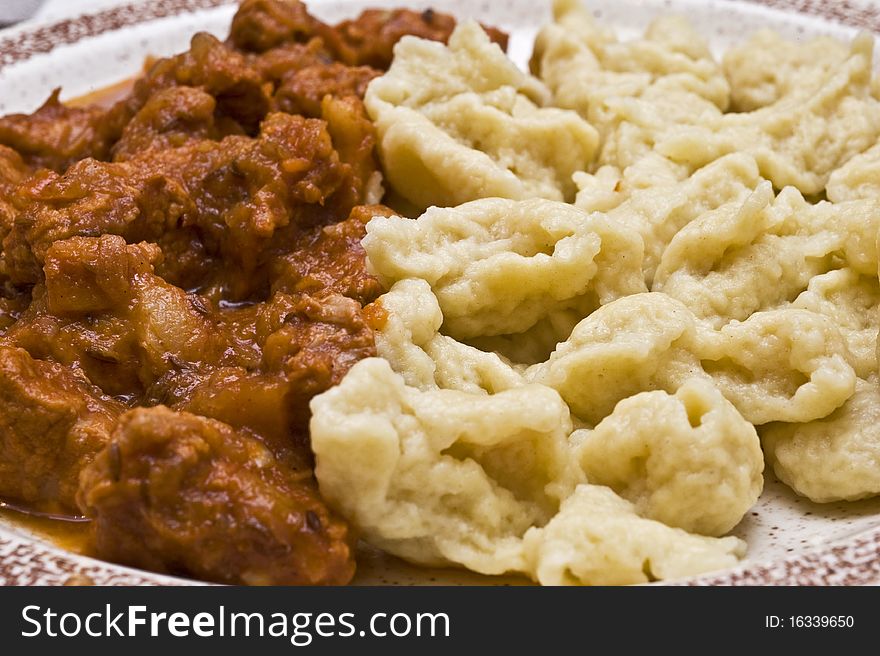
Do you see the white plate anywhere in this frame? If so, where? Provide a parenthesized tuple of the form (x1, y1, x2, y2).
(1, 0, 880, 586)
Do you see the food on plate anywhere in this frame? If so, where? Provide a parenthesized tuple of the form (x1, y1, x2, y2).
(761, 378, 880, 503)
(827, 143, 880, 202)
(0, 345, 123, 511)
(3, 0, 880, 586)
(309, 0, 880, 584)
(0, 0, 508, 585)
(79, 406, 355, 585)
(574, 153, 762, 285)
(310, 358, 747, 585)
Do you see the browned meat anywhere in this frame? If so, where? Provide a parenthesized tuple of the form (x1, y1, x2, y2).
(2, 160, 197, 288)
(78, 406, 356, 585)
(124, 32, 272, 136)
(0, 90, 123, 172)
(0, 145, 28, 238)
(230, 0, 322, 53)
(169, 289, 377, 447)
(327, 7, 510, 68)
(229, 0, 509, 69)
(274, 62, 381, 117)
(111, 86, 229, 161)
(0, 0, 443, 587)
(273, 203, 394, 303)
(8, 231, 377, 442)
(0, 346, 123, 513)
(3, 110, 372, 300)
(7, 235, 238, 397)
(0, 146, 30, 330)
(248, 39, 332, 84)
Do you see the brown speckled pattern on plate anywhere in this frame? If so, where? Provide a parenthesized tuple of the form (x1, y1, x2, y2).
(0, 530, 199, 586)
(0, 0, 236, 70)
(0, 0, 879, 586)
(753, 0, 880, 33)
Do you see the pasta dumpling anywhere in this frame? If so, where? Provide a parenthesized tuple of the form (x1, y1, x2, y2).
(365, 21, 599, 211)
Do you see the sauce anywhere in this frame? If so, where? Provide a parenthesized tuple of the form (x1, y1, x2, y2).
(0, 503, 92, 555)
(67, 77, 135, 109)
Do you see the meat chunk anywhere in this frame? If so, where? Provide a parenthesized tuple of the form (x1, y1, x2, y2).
(272, 203, 393, 303)
(2, 160, 196, 287)
(0, 145, 28, 239)
(0, 90, 123, 172)
(230, 0, 322, 53)
(78, 406, 356, 585)
(0, 346, 122, 513)
(126, 32, 272, 135)
(327, 7, 509, 68)
(248, 39, 332, 84)
(274, 62, 381, 117)
(111, 87, 228, 162)
(0, 146, 30, 330)
(229, 0, 509, 69)
(9, 232, 378, 444)
(257, 290, 377, 432)
(145, 288, 377, 446)
(7, 235, 230, 397)
(3, 111, 369, 299)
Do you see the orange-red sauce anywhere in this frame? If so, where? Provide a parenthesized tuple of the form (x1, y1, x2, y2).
(0, 505, 92, 555)
(67, 77, 135, 109)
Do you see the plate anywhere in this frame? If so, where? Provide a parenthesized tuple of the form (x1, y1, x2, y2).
(1, 0, 880, 586)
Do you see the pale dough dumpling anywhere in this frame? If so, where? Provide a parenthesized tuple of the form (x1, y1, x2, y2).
(658, 34, 880, 195)
(532, 0, 728, 170)
(521, 485, 746, 585)
(655, 185, 880, 329)
(697, 308, 856, 426)
(791, 268, 880, 378)
(762, 378, 880, 502)
(363, 197, 646, 340)
(310, 358, 747, 584)
(364, 21, 599, 211)
(827, 142, 880, 202)
(576, 153, 762, 284)
(527, 292, 701, 425)
(529, 292, 857, 426)
(723, 29, 851, 112)
(573, 379, 763, 536)
(373, 279, 526, 393)
(310, 358, 580, 574)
